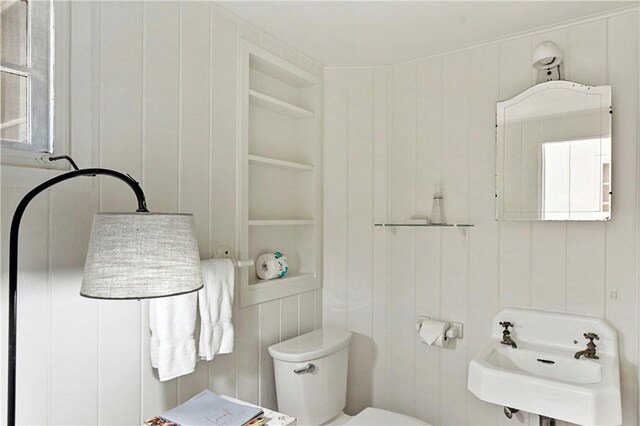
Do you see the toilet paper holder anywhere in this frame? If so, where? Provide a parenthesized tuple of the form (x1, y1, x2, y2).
(415, 315, 464, 340)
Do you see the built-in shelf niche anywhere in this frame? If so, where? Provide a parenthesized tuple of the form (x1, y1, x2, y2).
(239, 40, 321, 306)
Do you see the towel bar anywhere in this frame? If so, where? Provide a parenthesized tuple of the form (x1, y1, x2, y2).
(212, 246, 254, 268)
(235, 259, 254, 268)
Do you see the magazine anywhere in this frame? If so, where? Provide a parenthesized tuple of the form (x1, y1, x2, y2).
(144, 390, 264, 426)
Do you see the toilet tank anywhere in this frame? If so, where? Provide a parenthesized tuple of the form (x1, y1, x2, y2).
(268, 328, 352, 425)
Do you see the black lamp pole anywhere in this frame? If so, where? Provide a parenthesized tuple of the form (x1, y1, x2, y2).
(6, 156, 148, 426)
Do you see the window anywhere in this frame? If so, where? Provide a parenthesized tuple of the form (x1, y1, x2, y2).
(1, 0, 54, 154)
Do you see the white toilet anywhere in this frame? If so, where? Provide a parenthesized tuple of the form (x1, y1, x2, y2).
(268, 328, 430, 426)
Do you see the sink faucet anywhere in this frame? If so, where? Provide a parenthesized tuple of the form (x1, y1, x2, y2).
(499, 321, 517, 348)
(574, 332, 600, 359)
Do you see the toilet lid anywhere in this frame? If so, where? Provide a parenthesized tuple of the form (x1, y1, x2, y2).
(344, 408, 430, 425)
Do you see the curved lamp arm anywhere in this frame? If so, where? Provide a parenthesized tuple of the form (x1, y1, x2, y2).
(7, 164, 148, 426)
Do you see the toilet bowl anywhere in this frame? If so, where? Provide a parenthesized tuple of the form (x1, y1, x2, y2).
(268, 328, 430, 426)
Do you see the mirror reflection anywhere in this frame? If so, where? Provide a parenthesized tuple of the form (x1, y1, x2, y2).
(496, 81, 611, 221)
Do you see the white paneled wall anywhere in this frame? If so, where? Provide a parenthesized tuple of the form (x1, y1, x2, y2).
(323, 9, 639, 426)
(0, 2, 322, 424)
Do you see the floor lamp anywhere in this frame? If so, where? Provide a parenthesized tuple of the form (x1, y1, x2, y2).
(6, 156, 204, 426)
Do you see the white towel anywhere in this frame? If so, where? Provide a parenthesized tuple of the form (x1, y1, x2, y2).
(198, 258, 235, 360)
(149, 291, 197, 382)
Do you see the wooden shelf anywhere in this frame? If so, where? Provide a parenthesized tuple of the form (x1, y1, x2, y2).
(249, 90, 314, 119)
(250, 54, 315, 88)
(241, 40, 321, 307)
(375, 223, 474, 227)
(249, 272, 315, 286)
(248, 154, 314, 171)
(249, 219, 315, 226)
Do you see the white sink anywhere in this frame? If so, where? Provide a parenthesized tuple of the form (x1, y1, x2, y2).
(468, 308, 621, 425)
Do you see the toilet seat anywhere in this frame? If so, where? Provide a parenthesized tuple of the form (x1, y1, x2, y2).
(343, 407, 430, 425)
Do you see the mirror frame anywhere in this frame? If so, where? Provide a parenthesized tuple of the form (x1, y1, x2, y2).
(496, 81, 612, 221)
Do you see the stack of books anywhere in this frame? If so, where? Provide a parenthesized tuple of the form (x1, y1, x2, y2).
(144, 390, 266, 426)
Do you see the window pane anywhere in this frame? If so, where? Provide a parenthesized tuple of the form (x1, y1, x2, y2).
(1, 71, 28, 143)
(1, 0, 28, 66)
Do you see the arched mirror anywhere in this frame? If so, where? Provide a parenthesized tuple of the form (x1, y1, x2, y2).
(496, 81, 611, 221)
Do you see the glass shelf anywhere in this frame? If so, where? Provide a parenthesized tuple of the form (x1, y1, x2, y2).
(374, 223, 474, 227)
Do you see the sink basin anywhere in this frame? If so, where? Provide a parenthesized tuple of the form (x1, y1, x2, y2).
(486, 345, 602, 384)
(468, 308, 621, 425)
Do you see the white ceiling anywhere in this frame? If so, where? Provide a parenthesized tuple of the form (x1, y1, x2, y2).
(217, 1, 636, 66)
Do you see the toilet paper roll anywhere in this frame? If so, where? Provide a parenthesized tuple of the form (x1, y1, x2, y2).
(418, 319, 450, 348)
(256, 251, 289, 280)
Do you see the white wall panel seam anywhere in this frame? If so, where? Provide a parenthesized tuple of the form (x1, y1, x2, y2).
(465, 51, 472, 421)
(46, 191, 52, 425)
(176, 3, 183, 403)
(278, 300, 283, 342)
(370, 70, 375, 338)
(297, 294, 301, 336)
(635, 11, 640, 422)
(257, 303, 262, 407)
(177, 2, 183, 214)
(96, 3, 103, 420)
(412, 62, 418, 416)
(207, 2, 214, 392)
(139, 4, 147, 419)
(496, 43, 502, 313)
(603, 18, 610, 320)
(636, 9, 640, 422)
(208, 2, 214, 261)
(346, 71, 351, 329)
(438, 58, 444, 422)
(412, 62, 418, 417)
(385, 67, 392, 408)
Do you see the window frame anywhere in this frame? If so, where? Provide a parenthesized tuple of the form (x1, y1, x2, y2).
(1, 0, 55, 158)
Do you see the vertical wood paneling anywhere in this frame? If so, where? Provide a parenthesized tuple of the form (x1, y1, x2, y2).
(528, 28, 571, 317)
(176, 1, 212, 402)
(208, 7, 238, 399)
(235, 304, 260, 405)
(280, 295, 298, 342)
(49, 190, 99, 425)
(179, 1, 211, 255)
(298, 291, 315, 335)
(345, 68, 374, 415)
(569, 20, 608, 86)
(314, 289, 323, 330)
(414, 57, 442, 425)
(388, 62, 416, 416)
(323, 10, 638, 426)
(466, 43, 501, 426)
(322, 69, 349, 329)
(10, 190, 49, 425)
(440, 51, 470, 426)
(530, 222, 567, 311)
(98, 3, 144, 423)
(606, 11, 639, 424)
(371, 67, 390, 410)
(1, 4, 324, 424)
(258, 300, 279, 410)
(140, 2, 181, 417)
(565, 19, 608, 318)
(498, 37, 534, 315)
(142, 2, 180, 214)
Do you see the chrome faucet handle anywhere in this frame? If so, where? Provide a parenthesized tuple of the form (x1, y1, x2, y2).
(583, 332, 600, 342)
(499, 321, 514, 332)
